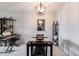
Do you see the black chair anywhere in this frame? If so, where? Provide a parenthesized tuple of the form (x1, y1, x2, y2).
(32, 34, 47, 56)
(32, 44, 47, 56)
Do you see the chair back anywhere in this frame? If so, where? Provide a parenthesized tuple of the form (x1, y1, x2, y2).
(36, 34, 44, 40)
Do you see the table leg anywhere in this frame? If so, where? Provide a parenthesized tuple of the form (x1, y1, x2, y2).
(5, 45, 10, 53)
(4, 41, 7, 46)
(27, 45, 29, 56)
(50, 45, 52, 56)
(31, 46, 33, 56)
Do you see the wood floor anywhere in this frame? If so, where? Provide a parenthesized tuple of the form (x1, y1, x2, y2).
(0, 45, 67, 56)
(53, 46, 67, 56)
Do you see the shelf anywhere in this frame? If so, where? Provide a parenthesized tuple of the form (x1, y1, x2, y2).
(0, 17, 14, 35)
(52, 21, 59, 46)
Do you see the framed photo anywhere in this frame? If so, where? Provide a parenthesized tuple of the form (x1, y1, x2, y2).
(37, 19, 45, 31)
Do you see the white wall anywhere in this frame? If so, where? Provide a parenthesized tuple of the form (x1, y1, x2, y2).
(14, 12, 55, 43)
(57, 2, 79, 55)
(0, 11, 26, 44)
(0, 9, 55, 44)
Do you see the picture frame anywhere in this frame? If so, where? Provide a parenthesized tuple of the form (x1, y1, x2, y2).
(37, 19, 45, 31)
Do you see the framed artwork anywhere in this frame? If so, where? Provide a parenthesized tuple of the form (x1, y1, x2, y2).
(37, 19, 45, 31)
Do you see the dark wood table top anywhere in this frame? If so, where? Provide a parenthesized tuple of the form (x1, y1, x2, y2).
(27, 41, 53, 46)
(32, 37, 48, 38)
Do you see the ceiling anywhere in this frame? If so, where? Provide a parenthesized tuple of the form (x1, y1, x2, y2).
(0, 2, 65, 13)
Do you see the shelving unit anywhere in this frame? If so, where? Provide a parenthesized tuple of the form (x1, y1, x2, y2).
(0, 17, 16, 46)
(0, 17, 16, 35)
(52, 21, 59, 46)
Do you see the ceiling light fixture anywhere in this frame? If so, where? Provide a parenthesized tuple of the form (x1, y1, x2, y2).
(35, 2, 46, 16)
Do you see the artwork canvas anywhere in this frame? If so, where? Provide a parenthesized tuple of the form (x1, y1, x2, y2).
(37, 19, 45, 31)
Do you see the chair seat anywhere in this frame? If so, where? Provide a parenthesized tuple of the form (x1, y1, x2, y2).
(32, 45, 46, 56)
